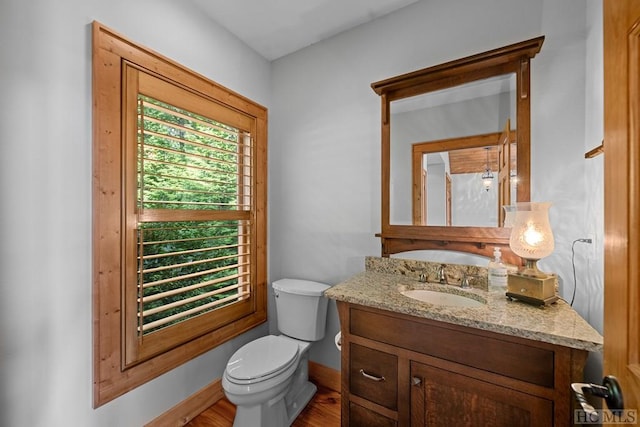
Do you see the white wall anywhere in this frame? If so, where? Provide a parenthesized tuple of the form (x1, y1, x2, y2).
(0, 0, 271, 425)
(582, 0, 605, 382)
(270, 0, 602, 381)
(451, 173, 497, 227)
(426, 163, 447, 225)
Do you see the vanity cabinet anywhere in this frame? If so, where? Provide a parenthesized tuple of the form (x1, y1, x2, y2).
(410, 362, 552, 426)
(338, 301, 588, 427)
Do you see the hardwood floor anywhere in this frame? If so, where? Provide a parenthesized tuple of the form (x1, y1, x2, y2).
(186, 385, 341, 427)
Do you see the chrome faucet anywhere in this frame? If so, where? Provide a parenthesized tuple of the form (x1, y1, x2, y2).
(437, 264, 447, 284)
(460, 272, 480, 289)
(460, 273, 471, 289)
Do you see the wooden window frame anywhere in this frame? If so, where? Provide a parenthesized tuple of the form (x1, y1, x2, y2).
(92, 21, 268, 407)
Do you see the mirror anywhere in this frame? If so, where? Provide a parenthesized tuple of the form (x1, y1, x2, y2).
(372, 36, 544, 262)
(390, 74, 517, 227)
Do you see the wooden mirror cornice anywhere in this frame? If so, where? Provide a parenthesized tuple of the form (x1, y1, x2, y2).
(373, 36, 544, 264)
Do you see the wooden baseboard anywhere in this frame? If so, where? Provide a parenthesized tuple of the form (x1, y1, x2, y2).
(309, 361, 341, 393)
(145, 379, 225, 427)
(145, 361, 340, 426)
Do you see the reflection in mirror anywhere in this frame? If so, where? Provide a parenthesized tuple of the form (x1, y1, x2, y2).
(410, 144, 518, 227)
(390, 74, 516, 227)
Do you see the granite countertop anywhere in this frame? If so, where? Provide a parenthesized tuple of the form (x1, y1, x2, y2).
(325, 266, 603, 353)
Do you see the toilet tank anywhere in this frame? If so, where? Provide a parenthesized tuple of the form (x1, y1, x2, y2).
(272, 279, 331, 341)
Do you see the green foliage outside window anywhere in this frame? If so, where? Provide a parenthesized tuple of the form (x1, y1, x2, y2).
(136, 96, 250, 334)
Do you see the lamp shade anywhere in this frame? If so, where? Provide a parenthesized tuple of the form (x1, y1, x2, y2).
(508, 202, 554, 260)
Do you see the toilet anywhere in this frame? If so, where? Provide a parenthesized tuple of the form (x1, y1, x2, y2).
(222, 278, 331, 427)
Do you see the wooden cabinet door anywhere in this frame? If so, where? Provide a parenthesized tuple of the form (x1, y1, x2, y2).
(410, 361, 553, 427)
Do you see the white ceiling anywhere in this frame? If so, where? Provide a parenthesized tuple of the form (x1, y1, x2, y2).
(189, 0, 421, 61)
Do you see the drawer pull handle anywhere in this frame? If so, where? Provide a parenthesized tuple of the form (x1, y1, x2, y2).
(412, 376, 422, 386)
(360, 369, 385, 382)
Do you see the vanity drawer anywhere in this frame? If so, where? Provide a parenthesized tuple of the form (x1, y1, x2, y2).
(350, 307, 555, 388)
(349, 402, 397, 427)
(349, 343, 398, 410)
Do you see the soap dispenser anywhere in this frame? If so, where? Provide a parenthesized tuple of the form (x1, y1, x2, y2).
(488, 247, 508, 288)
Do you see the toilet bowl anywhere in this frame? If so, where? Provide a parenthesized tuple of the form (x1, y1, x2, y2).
(222, 279, 330, 427)
(222, 335, 301, 426)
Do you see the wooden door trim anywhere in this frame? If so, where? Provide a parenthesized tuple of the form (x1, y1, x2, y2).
(604, 0, 640, 410)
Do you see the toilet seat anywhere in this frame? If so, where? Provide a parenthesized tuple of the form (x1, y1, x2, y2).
(225, 335, 300, 385)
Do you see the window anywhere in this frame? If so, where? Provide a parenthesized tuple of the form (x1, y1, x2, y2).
(92, 22, 267, 406)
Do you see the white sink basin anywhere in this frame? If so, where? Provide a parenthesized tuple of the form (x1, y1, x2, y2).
(400, 289, 485, 308)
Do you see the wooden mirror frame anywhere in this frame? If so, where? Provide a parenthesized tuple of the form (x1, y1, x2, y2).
(372, 36, 544, 264)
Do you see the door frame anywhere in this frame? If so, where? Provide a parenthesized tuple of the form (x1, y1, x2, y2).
(603, 0, 640, 411)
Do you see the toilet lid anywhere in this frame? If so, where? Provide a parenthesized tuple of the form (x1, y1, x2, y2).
(226, 335, 299, 384)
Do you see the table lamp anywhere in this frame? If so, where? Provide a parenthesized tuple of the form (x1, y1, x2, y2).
(505, 202, 558, 306)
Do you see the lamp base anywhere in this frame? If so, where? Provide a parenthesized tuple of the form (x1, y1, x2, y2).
(506, 272, 557, 306)
(506, 292, 558, 307)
